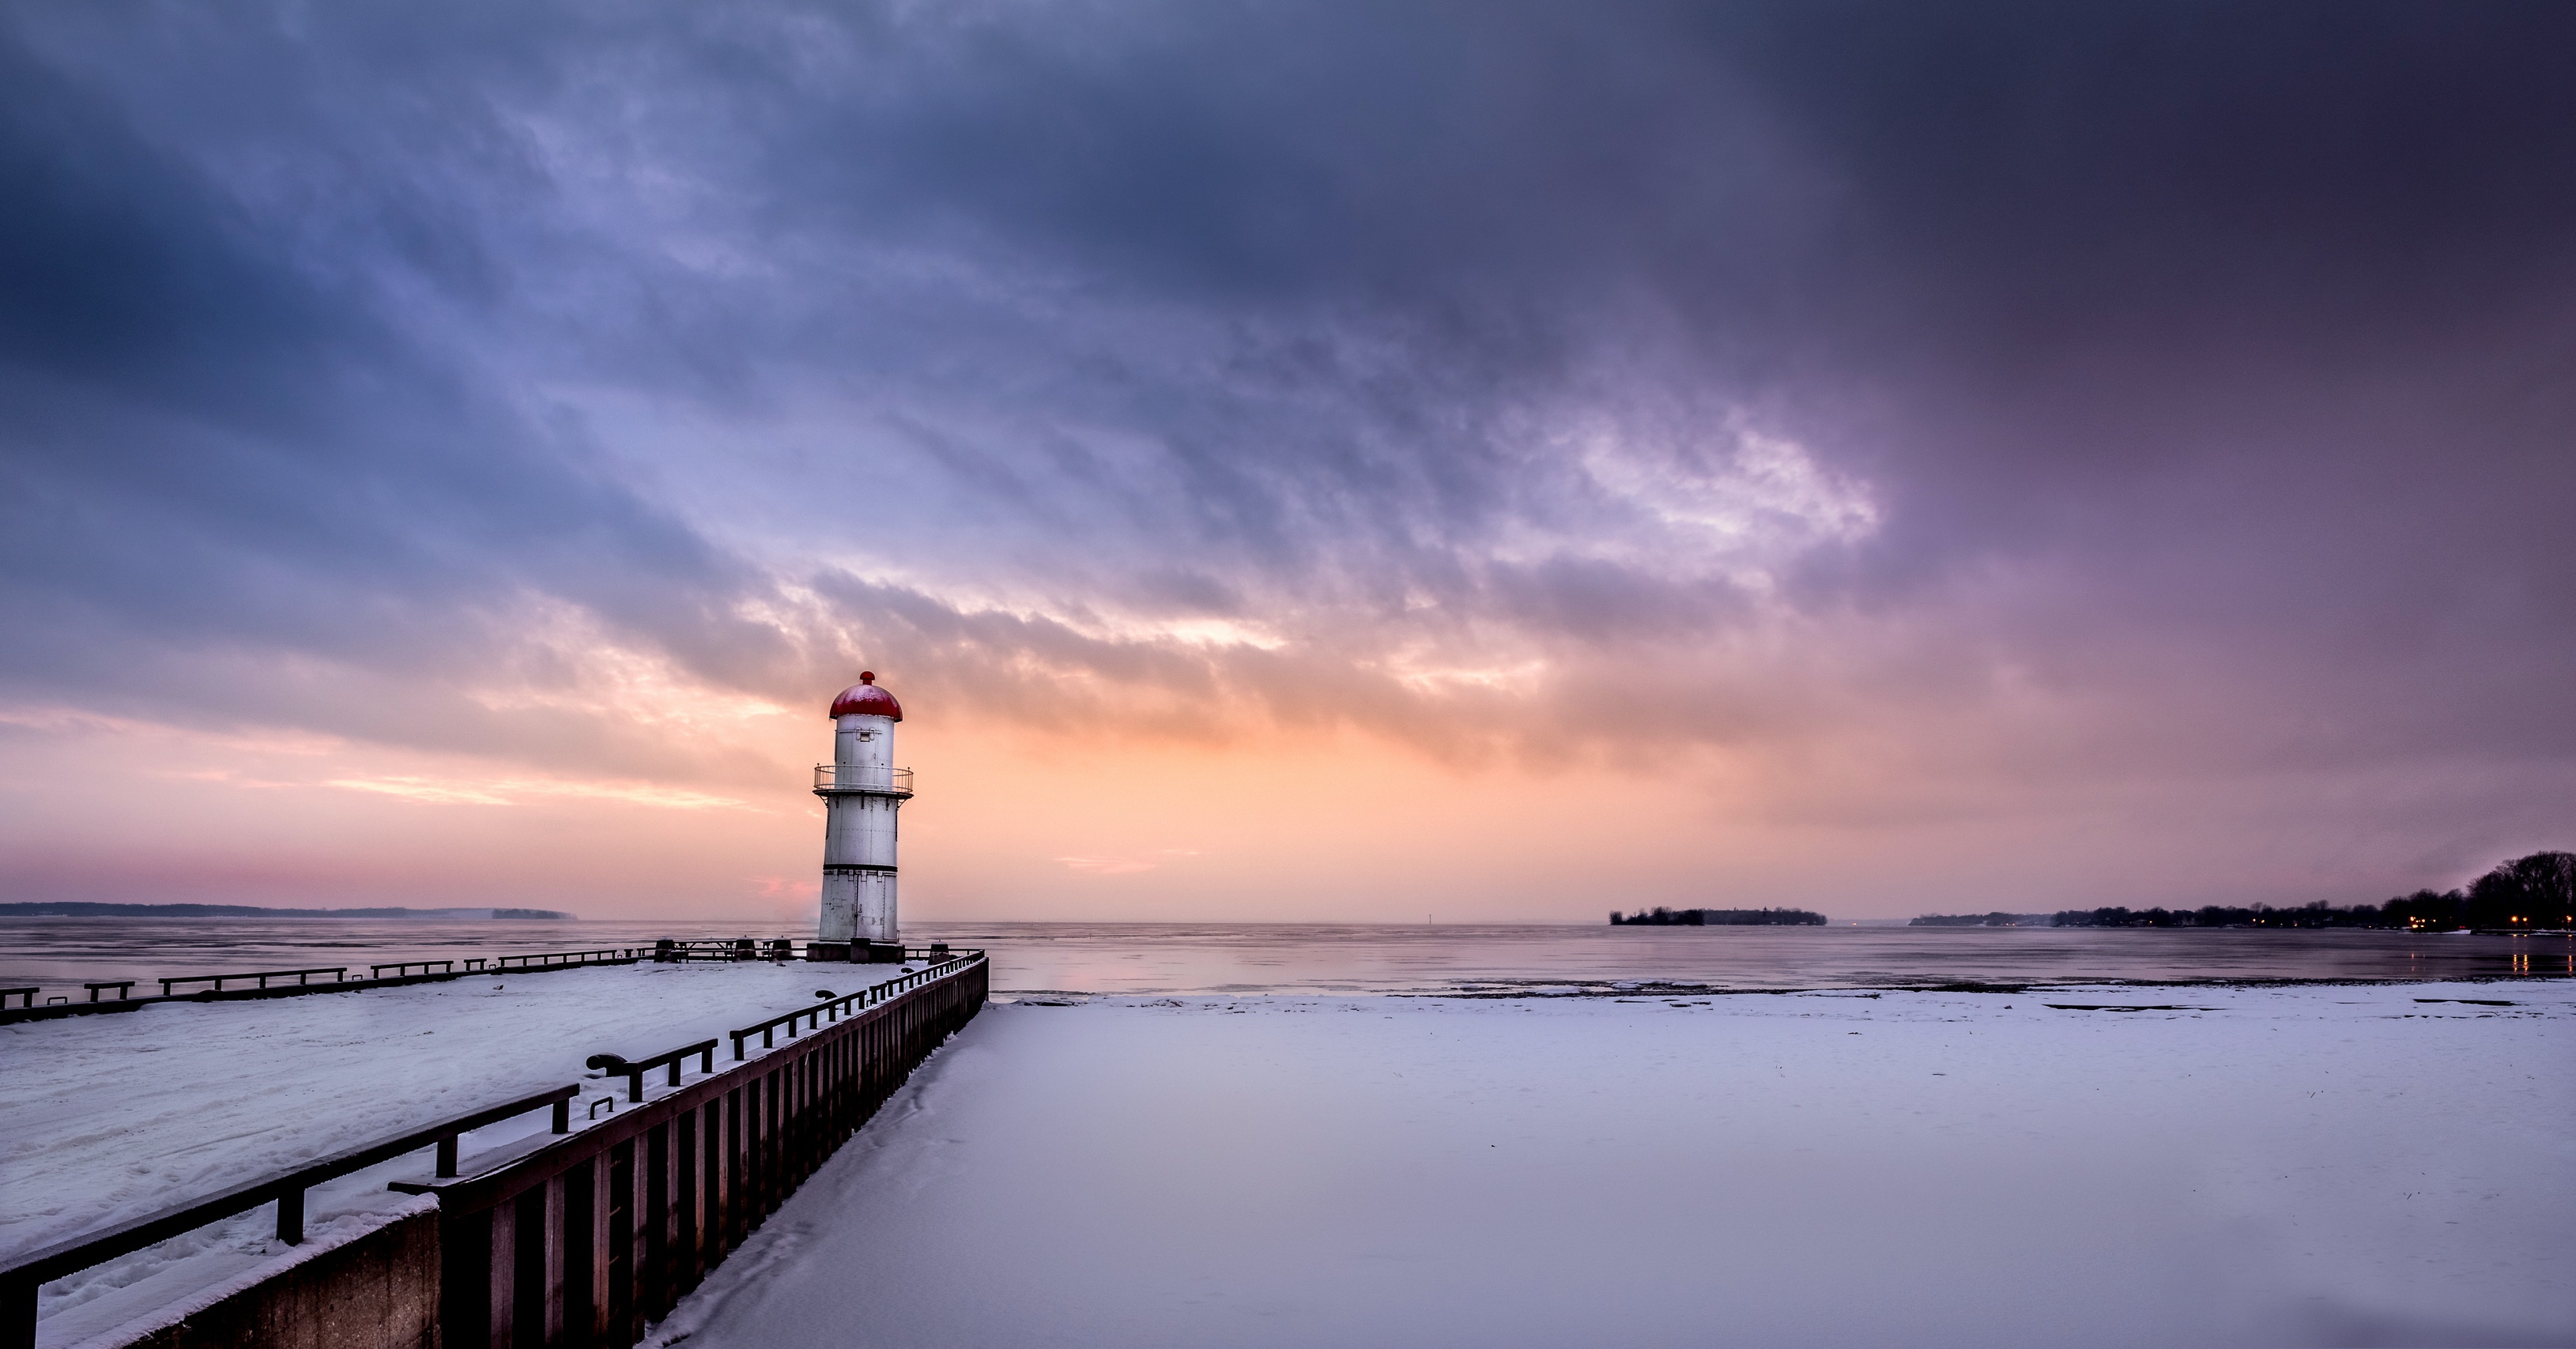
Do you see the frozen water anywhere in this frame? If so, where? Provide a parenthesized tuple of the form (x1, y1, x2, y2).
(654, 982, 2576, 1349)
(9, 940, 2571, 1349)
(7, 918, 2570, 997)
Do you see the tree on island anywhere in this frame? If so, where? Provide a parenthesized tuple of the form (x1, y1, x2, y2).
(1927, 850, 2574, 930)
(2383, 851, 2574, 930)
(1609, 906, 1827, 926)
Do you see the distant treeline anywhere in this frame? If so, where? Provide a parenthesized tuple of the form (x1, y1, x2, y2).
(0, 902, 577, 920)
(1912, 851, 2574, 932)
(1611, 906, 1828, 926)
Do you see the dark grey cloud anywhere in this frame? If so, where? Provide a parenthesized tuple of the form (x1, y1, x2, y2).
(2, 0, 2571, 856)
(0, 9, 790, 756)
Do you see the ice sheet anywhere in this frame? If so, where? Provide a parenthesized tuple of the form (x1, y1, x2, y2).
(654, 982, 2576, 1349)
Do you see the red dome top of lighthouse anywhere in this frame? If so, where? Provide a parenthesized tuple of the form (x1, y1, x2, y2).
(828, 673, 903, 721)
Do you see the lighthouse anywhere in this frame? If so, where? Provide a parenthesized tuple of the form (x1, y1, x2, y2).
(815, 672, 911, 960)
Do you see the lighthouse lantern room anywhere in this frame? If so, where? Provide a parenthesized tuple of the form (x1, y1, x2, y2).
(814, 672, 911, 961)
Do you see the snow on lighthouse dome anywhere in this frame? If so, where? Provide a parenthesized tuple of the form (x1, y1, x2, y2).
(828, 672, 903, 721)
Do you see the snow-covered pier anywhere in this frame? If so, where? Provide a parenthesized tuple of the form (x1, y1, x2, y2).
(2, 951, 988, 1349)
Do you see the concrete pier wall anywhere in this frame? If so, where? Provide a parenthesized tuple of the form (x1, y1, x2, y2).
(107, 1211, 437, 1349)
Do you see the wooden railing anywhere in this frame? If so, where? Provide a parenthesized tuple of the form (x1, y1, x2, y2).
(586, 1040, 720, 1104)
(2, 948, 666, 1023)
(405, 952, 987, 1348)
(728, 951, 982, 1060)
(375, 959, 458, 978)
(491, 949, 651, 970)
(1, 1086, 579, 1349)
(159, 966, 348, 995)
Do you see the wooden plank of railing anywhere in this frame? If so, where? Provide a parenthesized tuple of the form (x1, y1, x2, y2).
(157, 965, 348, 996)
(587, 1038, 719, 1103)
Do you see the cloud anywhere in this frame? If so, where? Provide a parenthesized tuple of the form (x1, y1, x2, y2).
(3, 0, 2573, 910)
(323, 775, 753, 811)
(1054, 850, 1200, 876)
(1054, 857, 1159, 876)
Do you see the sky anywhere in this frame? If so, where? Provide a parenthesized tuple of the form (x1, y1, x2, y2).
(2, 0, 2570, 923)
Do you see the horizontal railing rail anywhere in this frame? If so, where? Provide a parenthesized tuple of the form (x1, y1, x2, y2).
(491, 948, 647, 970)
(0, 1084, 579, 1349)
(729, 952, 983, 1060)
(810, 763, 915, 793)
(159, 966, 347, 996)
(0, 948, 673, 1027)
(373, 960, 455, 978)
(587, 1039, 721, 1103)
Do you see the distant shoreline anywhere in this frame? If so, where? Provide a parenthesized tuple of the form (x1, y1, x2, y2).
(0, 902, 577, 920)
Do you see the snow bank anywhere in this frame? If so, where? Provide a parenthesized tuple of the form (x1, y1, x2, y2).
(653, 982, 2575, 1349)
(2, 960, 899, 1347)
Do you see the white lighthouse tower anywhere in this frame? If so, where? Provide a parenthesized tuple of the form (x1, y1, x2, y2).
(816, 672, 911, 959)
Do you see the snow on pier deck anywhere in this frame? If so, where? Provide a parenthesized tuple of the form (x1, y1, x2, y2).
(656, 980, 2576, 1349)
(2, 960, 892, 1347)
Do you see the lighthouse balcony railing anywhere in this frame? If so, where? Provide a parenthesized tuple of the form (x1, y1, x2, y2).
(813, 763, 913, 793)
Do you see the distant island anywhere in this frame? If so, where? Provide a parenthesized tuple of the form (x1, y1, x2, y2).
(0, 902, 576, 920)
(1912, 850, 2573, 932)
(1611, 907, 1827, 926)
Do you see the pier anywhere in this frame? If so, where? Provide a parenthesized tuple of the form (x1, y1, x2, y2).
(1, 948, 986, 1349)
